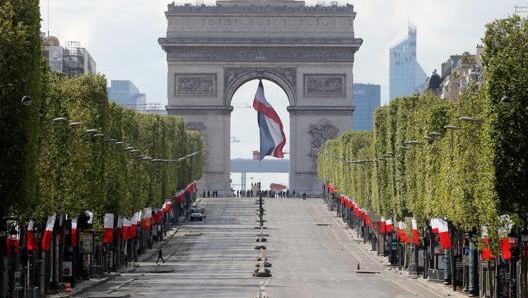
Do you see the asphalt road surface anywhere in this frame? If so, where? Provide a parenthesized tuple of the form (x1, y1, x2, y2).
(77, 197, 465, 298)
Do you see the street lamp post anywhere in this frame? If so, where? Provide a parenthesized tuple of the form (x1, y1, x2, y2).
(7, 225, 18, 298)
(423, 226, 431, 279)
(0, 85, 32, 297)
(509, 230, 519, 298)
(32, 227, 43, 297)
(521, 229, 528, 298)
(0, 217, 6, 297)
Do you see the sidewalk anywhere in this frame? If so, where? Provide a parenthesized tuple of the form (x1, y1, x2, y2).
(46, 226, 182, 298)
(45, 275, 119, 298)
(118, 226, 182, 274)
(333, 214, 469, 298)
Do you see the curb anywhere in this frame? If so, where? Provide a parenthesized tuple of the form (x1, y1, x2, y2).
(70, 275, 117, 297)
(137, 227, 181, 262)
(326, 205, 468, 298)
(49, 227, 182, 297)
(46, 275, 116, 298)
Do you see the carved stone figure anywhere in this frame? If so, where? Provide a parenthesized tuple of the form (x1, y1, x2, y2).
(175, 74, 216, 96)
(185, 122, 207, 132)
(168, 47, 355, 63)
(307, 119, 339, 166)
(223, 67, 296, 90)
(304, 74, 345, 97)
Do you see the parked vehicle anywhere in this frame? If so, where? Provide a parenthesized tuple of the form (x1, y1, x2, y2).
(190, 207, 206, 221)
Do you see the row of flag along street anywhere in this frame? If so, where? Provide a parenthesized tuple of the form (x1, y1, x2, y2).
(12, 181, 196, 254)
(332, 183, 515, 260)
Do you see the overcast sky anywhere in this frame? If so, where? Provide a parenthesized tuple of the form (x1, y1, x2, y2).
(39, 0, 526, 189)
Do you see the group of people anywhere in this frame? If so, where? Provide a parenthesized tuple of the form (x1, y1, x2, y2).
(201, 190, 219, 198)
(199, 189, 309, 199)
(233, 189, 298, 198)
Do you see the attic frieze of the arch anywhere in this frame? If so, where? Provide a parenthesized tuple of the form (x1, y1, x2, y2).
(165, 46, 357, 62)
(223, 67, 296, 88)
(166, 15, 355, 32)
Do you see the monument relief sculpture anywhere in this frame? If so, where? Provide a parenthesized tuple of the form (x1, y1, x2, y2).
(308, 119, 340, 167)
(175, 74, 217, 97)
(184, 122, 207, 132)
(304, 74, 345, 97)
(223, 67, 297, 99)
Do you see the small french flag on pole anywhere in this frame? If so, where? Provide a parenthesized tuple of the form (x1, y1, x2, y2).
(42, 214, 56, 251)
(252, 80, 286, 160)
(27, 220, 36, 251)
(103, 213, 114, 244)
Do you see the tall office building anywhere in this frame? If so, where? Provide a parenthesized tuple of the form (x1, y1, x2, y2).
(107, 80, 147, 111)
(389, 25, 427, 102)
(62, 41, 97, 77)
(352, 83, 380, 131)
(41, 35, 96, 77)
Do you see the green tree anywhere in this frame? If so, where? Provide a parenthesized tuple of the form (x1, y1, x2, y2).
(483, 15, 528, 224)
(0, 0, 42, 218)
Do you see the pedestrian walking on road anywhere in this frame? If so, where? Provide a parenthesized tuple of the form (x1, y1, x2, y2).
(156, 248, 165, 264)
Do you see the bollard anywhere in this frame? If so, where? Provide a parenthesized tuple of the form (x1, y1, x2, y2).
(254, 261, 271, 277)
(254, 249, 271, 277)
(357, 262, 360, 270)
(255, 284, 269, 298)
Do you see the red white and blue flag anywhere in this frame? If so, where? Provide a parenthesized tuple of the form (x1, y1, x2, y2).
(27, 220, 36, 251)
(42, 214, 56, 251)
(252, 80, 286, 160)
(103, 213, 114, 244)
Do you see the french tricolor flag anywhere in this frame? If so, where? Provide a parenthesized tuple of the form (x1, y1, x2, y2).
(42, 214, 56, 251)
(385, 219, 393, 233)
(71, 219, 78, 247)
(481, 226, 493, 260)
(380, 217, 387, 234)
(252, 80, 286, 160)
(411, 218, 419, 245)
(437, 218, 452, 249)
(27, 220, 36, 251)
(123, 218, 132, 240)
(130, 211, 140, 238)
(430, 218, 440, 234)
(117, 217, 124, 239)
(103, 213, 114, 244)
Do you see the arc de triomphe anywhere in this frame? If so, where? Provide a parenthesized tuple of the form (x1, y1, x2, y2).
(159, 0, 362, 196)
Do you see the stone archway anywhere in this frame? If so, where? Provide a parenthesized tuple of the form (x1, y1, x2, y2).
(223, 68, 297, 106)
(159, 0, 362, 196)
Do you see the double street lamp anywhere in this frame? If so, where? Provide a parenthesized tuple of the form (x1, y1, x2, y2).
(6, 222, 18, 298)
(509, 230, 520, 298)
(0, 84, 32, 106)
(506, 228, 528, 298)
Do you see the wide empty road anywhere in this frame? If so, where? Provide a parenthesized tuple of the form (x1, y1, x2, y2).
(79, 197, 461, 298)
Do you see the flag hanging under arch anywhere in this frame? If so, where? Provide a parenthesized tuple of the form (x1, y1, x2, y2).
(252, 80, 286, 160)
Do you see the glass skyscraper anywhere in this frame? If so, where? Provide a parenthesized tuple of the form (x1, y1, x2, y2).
(107, 80, 147, 111)
(352, 83, 380, 131)
(389, 26, 427, 102)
